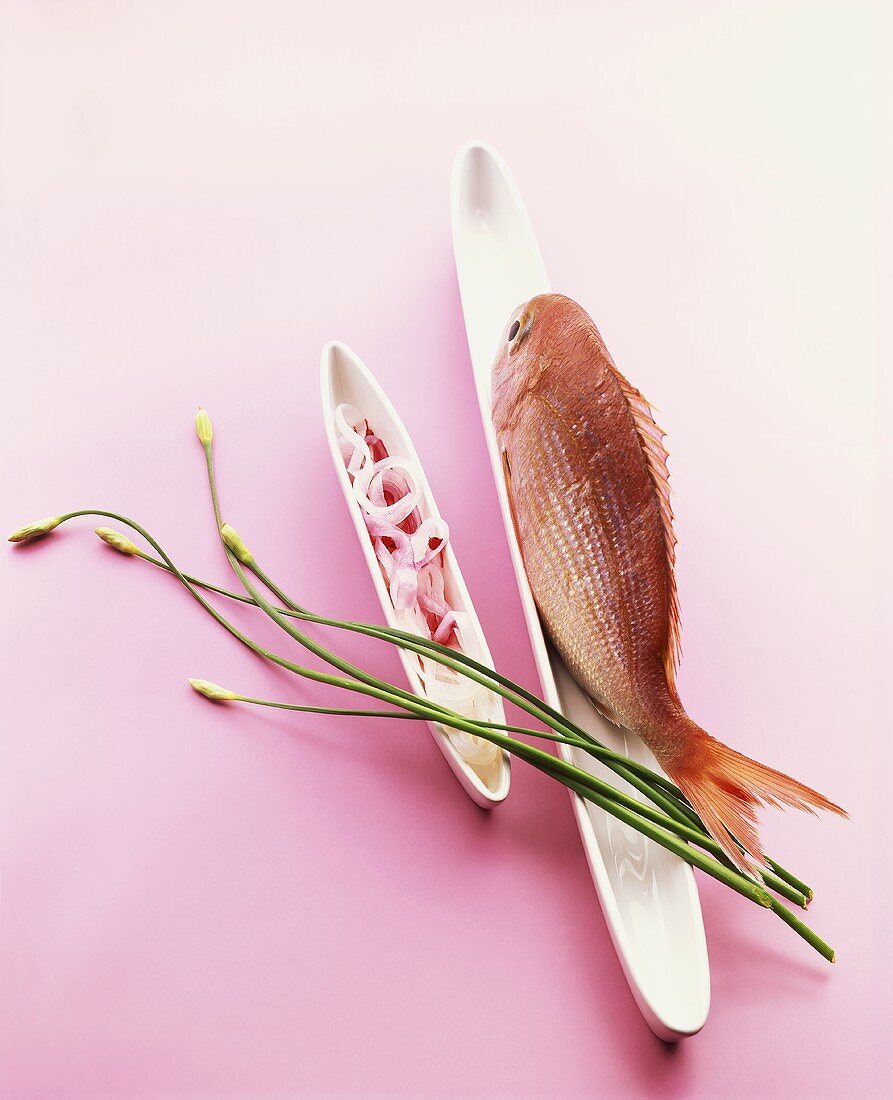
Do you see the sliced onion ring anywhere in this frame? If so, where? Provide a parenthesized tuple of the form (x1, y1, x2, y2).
(335, 403, 498, 767)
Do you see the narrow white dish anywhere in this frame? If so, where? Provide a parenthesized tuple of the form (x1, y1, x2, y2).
(320, 340, 511, 808)
(450, 141, 710, 1039)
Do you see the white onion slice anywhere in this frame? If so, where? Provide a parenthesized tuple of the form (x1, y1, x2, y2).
(335, 403, 498, 767)
(334, 404, 372, 476)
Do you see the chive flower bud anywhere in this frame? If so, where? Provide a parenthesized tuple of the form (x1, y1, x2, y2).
(188, 678, 238, 702)
(7, 515, 64, 543)
(220, 522, 253, 564)
(195, 406, 213, 446)
(95, 527, 140, 555)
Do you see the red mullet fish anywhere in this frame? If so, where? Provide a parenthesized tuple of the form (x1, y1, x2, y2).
(491, 293, 845, 872)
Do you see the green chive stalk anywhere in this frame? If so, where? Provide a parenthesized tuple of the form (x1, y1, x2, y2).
(103, 520, 810, 903)
(6, 405, 831, 954)
(11, 506, 828, 951)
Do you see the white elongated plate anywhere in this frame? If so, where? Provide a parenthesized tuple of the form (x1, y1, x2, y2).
(450, 141, 710, 1038)
(321, 340, 511, 808)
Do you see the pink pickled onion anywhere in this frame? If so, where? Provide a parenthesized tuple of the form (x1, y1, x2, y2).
(334, 403, 497, 765)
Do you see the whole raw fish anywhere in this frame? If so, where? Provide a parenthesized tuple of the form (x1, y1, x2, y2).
(491, 293, 844, 871)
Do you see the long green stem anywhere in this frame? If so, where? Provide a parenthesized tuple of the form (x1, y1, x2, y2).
(98, 522, 811, 907)
(770, 901, 835, 962)
(766, 859, 814, 904)
(22, 508, 823, 950)
(230, 694, 567, 740)
(230, 697, 435, 720)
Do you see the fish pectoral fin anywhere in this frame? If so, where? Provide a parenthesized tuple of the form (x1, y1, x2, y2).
(501, 448, 523, 547)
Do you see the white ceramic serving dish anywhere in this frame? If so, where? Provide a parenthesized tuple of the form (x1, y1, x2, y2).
(321, 340, 511, 808)
(450, 141, 710, 1039)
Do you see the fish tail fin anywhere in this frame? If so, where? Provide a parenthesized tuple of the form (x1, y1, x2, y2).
(664, 723, 847, 875)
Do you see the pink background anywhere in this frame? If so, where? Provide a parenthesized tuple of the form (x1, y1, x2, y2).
(1, 3, 887, 1097)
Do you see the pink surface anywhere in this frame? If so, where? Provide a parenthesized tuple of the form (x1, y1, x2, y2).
(0, 3, 886, 1097)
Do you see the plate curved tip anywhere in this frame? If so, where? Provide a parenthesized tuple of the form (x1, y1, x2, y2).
(451, 140, 507, 197)
(320, 339, 351, 370)
(320, 340, 371, 396)
(439, 736, 512, 809)
(453, 138, 490, 162)
(319, 339, 339, 378)
(453, 138, 502, 164)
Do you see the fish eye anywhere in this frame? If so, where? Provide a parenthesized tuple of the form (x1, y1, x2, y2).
(508, 319, 521, 342)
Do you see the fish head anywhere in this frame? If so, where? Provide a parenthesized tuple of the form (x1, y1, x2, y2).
(491, 293, 590, 432)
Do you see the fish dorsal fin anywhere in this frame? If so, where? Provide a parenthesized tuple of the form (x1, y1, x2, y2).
(608, 365, 682, 688)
